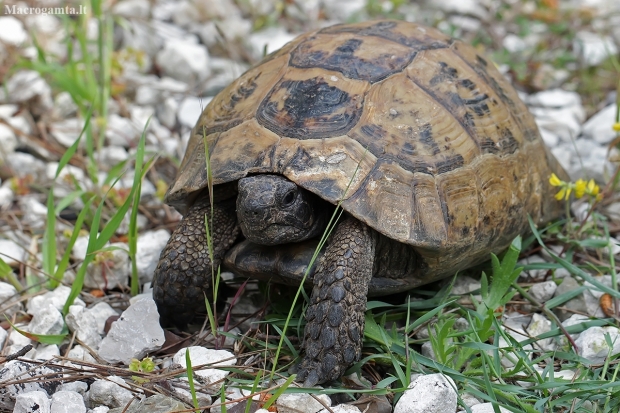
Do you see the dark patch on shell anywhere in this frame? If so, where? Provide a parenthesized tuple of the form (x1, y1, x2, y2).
(257, 77, 362, 139)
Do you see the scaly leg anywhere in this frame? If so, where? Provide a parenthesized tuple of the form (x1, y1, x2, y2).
(297, 216, 376, 386)
(153, 197, 240, 327)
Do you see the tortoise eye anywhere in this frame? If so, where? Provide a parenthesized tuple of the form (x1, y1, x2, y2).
(282, 190, 296, 206)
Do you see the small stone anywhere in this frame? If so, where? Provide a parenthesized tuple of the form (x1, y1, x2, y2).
(462, 404, 511, 413)
(575, 326, 620, 364)
(14, 391, 50, 413)
(529, 281, 558, 302)
(322, 0, 366, 21)
(527, 313, 555, 351)
(450, 275, 481, 295)
(0, 361, 61, 410)
(0, 282, 22, 316)
(582, 104, 618, 145)
(27, 285, 85, 315)
(246, 27, 297, 60)
(553, 277, 587, 321)
(52, 91, 78, 119)
(50, 390, 86, 413)
(82, 242, 131, 290)
(33, 345, 60, 361)
(157, 97, 178, 129)
(27, 303, 65, 335)
(318, 405, 361, 413)
(113, 0, 151, 18)
(136, 229, 171, 283)
(97, 146, 129, 170)
(0, 17, 28, 46)
(119, 394, 186, 413)
(393, 374, 457, 413)
(57, 381, 88, 396)
(0, 71, 53, 112)
(98, 298, 165, 364)
(4, 152, 46, 180)
(156, 40, 210, 85)
(172, 347, 236, 388)
(0, 185, 13, 209)
(178, 96, 209, 128)
(276, 392, 331, 413)
(106, 114, 141, 147)
(87, 376, 134, 409)
(49, 118, 85, 148)
(574, 31, 618, 66)
(0, 124, 18, 160)
(0, 239, 25, 266)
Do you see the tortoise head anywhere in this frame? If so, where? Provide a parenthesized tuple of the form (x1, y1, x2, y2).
(236, 174, 330, 245)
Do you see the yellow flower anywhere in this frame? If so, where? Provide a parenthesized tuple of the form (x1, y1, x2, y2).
(574, 179, 587, 198)
(555, 187, 571, 200)
(587, 179, 599, 196)
(613, 122, 620, 132)
(549, 173, 563, 187)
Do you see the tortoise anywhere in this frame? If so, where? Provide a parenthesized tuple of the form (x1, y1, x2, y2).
(152, 19, 568, 386)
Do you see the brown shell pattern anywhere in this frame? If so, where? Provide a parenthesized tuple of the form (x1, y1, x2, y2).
(168, 20, 568, 279)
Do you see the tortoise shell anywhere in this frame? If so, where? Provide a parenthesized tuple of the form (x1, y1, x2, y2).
(167, 19, 568, 280)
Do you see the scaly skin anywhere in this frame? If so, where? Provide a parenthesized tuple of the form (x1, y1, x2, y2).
(296, 217, 376, 387)
(152, 197, 240, 327)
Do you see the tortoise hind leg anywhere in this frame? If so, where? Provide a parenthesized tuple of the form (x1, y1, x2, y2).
(297, 216, 376, 387)
(152, 197, 240, 327)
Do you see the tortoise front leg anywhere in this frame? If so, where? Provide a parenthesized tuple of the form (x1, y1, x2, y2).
(297, 216, 376, 387)
(153, 197, 240, 327)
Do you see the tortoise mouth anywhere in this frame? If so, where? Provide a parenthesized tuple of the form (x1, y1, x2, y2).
(243, 222, 310, 246)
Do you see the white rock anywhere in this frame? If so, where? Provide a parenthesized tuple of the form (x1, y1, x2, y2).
(156, 40, 210, 85)
(527, 313, 556, 351)
(462, 404, 511, 413)
(87, 376, 133, 409)
(113, 0, 151, 18)
(0, 71, 53, 111)
(0, 361, 61, 410)
(0, 104, 18, 118)
(52, 91, 78, 119)
(276, 392, 331, 413)
(136, 229, 171, 283)
(157, 97, 179, 129)
(0, 17, 28, 46)
(582, 104, 618, 145)
(50, 390, 86, 413)
(83, 243, 131, 290)
(322, 0, 366, 21)
(574, 31, 618, 66)
(7, 115, 31, 136)
(570, 140, 615, 182)
(247, 27, 297, 60)
(318, 405, 360, 413)
(33, 345, 60, 361)
(14, 390, 50, 413)
(433, 0, 487, 17)
(0, 124, 18, 159)
(98, 297, 165, 364)
(575, 326, 620, 364)
(57, 381, 88, 396)
(421, 341, 437, 360)
(173, 347, 236, 387)
(0, 185, 13, 209)
(19, 196, 47, 229)
(529, 280, 558, 302)
(499, 313, 533, 367)
(66, 305, 104, 348)
(49, 118, 85, 148)
(28, 285, 85, 315)
(178, 96, 209, 128)
(106, 114, 141, 147)
(27, 303, 65, 335)
(450, 275, 481, 295)
(4, 152, 46, 179)
(46, 162, 90, 197)
(394, 374, 457, 413)
(194, 16, 252, 48)
(0, 239, 25, 266)
(0, 328, 7, 350)
(66, 344, 98, 364)
(96, 146, 129, 170)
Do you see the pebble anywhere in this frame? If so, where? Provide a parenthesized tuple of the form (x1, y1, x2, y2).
(574, 31, 618, 66)
(575, 326, 620, 364)
(66, 302, 119, 348)
(49, 118, 86, 148)
(87, 376, 134, 409)
(109, 394, 185, 413)
(98, 297, 165, 364)
(51, 390, 86, 413)
(527, 313, 556, 351)
(155, 40, 210, 85)
(27, 303, 65, 335)
(528, 280, 558, 302)
(276, 392, 332, 413)
(172, 347, 237, 388)
(4, 152, 47, 180)
(0, 361, 61, 410)
(113, 0, 151, 19)
(27, 285, 85, 315)
(246, 27, 297, 60)
(394, 374, 457, 413)
(0, 124, 18, 160)
(0, 239, 25, 266)
(178, 96, 209, 128)
(0, 17, 28, 46)
(14, 390, 51, 413)
(582, 104, 618, 144)
(0, 71, 53, 112)
(135, 229, 171, 283)
(322, 0, 367, 21)
(459, 404, 511, 413)
(552, 277, 587, 321)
